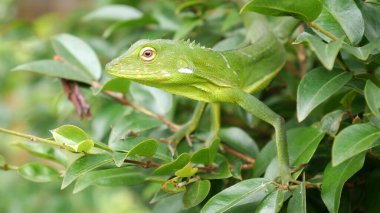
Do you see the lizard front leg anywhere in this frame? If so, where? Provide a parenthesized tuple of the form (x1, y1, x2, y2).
(168, 102, 207, 154)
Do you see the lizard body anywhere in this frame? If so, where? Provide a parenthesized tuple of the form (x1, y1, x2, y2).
(106, 21, 291, 183)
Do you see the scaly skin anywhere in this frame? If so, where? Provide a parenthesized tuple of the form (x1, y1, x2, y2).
(106, 29, 291, 183)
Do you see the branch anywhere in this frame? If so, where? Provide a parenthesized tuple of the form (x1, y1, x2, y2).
(222, 144, 255, 164)
(91, 81, 180, 132)
(0, 127, 62, 147)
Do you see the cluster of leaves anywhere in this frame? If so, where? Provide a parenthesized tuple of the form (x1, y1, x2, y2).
(1, 0, 380, 212)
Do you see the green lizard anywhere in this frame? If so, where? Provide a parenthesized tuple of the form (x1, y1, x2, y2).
(105, 17, 291, 184)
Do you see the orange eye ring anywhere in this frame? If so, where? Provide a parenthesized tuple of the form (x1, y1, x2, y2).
(139, 47, 156, 62)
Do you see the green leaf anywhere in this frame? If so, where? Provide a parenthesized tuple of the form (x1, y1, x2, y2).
(332, 123, 380, 166)
(52, 34, 101, 80)
(253, 140, 276, 177)
(174, 163, 198, 178)
(183, 180, 211, 208)
(293, 32, 343, 70)
(340, 90, 357, 109)
(153, 153, 191, 176)
(313, 0, 364, 45)
(358, 1, 380, 50)
(255, 189, 284, 213)
(16, 143, 68, 166)
(198, 154, 232, 180)
(220, 127, 259, 158)
(297, 67, 352, 121)
(83, 5, 143, 21)
(73, 167, 145, 193)
(127, 138, 158, 158)
(173, 19, 203, 40)
(191, 138, 220, 165)
(12, 60, 92, 84)
(321, 153, 365, 213)
(287, 181, 307, 213)
(264, 127, 325, 179)
(103, 16, 158, 38)
(108, 112, 162, 145)
(288, 128, 324, 175)
(51, 125, 94, 153)
(201, 178, 274, 213)
(365, 80, 380, 120)
(93, 77, 130, 95)
(343, 37, 380, 60)
(130, 82, 173, 116)
(18, 163, 60, 183)
(112, 138, 158, 166)
(241, 0, 322, 21)
(319, 110, 345, 137)
(61, 154, 113, 189)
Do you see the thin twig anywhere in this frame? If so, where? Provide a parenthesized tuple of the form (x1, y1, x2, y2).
(92, 81, 180, 131)
(222, 145, 255, 163)
(297, 25, 308, 77)
(0, 127, 62, 147)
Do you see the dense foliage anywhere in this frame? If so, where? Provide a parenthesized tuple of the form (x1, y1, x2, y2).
(1, 0, 380, 212)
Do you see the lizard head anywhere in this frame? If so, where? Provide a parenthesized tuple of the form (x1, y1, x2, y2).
(106, 39, 201, 87)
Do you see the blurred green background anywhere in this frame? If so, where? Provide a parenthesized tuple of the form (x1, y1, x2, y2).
(0, 0, 157, 212)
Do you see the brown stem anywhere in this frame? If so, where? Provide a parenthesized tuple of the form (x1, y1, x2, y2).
(91, 81, 180, 131)
(297, 25, 307, 77)
(222, 145, 255, 163)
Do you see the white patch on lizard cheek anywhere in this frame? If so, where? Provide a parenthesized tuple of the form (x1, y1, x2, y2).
(178, 67, 194, 74)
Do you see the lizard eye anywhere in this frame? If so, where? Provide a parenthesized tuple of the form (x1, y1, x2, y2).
(140, 47, 156, 62)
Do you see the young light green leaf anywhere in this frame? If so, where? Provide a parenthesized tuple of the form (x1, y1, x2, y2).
(153, 153, 191, 176)
(313, 0, 364, 45)
(191, 138, 220, 165)
(52, 34, 101, 80)
(241, 0, 322, 21)
(253, 140, 276, 177)
(12, 60, 92, 84)
(321, 153, 365, 213)
(365, 80, 380, 120)
(201, 178, 275, 213)
(73, 167, 145, 193)
(51, 125, 94, 153)
(83, 5, 143, 21)
(297, 68, 352, 121)
(287, 181, 307, 213)
(183, 180, 211, 208)
(219, 127, 259, 158)
(18, 163, 60, 183)
(332, 123, 380, 166)
(293, 32, 343, 70)
(343, 37, 380, 60)
(61, 154, 113, 189)
(255, 189, 284, 213)
(174, 162, 198, 178)
(319, 110, 345, 136)
(16, 143, 68, 166)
